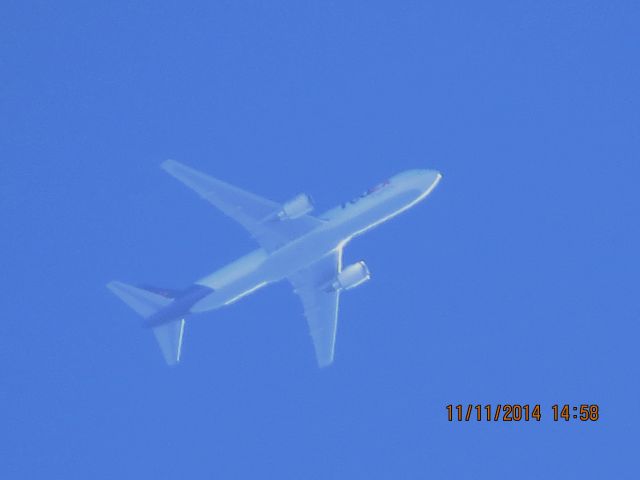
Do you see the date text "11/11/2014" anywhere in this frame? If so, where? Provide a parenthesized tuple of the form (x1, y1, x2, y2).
(446, 404, 600, 422)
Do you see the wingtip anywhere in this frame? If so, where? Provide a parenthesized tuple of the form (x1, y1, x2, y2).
(317, 357, 335, 368)
(160, 159, 178, 171)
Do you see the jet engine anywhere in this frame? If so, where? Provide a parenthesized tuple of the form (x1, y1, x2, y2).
(278, 193, 314, 220)
(330, 261, 371, 291)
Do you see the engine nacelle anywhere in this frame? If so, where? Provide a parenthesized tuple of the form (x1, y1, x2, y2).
(278, 193, 314, 220)
(331, 261, 371, 291)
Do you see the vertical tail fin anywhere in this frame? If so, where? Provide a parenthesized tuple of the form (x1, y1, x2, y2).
(107, 281, 186, 365)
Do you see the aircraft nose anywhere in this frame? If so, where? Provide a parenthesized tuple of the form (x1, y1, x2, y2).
(419, 169, 443, 191)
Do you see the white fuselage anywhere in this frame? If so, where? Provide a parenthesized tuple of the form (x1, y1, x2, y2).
(189, 170, 441, 313)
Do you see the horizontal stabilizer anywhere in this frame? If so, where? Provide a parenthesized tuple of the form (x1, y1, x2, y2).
(108, 281, 186, 365)
(107, 281, 172, 318)
(136, 285, 183, 299)
(153, 319, 186, 366)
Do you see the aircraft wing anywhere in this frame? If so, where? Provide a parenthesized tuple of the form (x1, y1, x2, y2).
(161, 160, 323, 252)
(288, 249, 342, 367)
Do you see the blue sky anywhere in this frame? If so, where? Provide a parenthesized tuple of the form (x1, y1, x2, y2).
(2, 1, 639, 478)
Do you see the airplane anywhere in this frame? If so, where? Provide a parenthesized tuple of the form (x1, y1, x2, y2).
(108, 160, 442, 367)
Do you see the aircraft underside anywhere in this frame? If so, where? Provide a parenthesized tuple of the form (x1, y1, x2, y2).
(108, 160, 442, 367)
